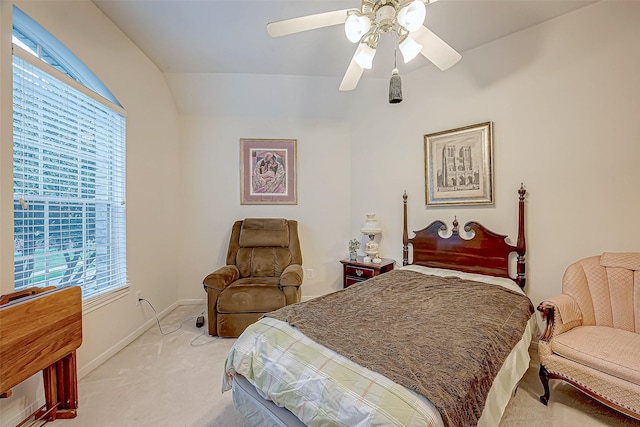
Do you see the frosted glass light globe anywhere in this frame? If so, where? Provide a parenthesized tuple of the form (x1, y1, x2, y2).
(344, 15, 371, 43)
(398, 1, 426, 32)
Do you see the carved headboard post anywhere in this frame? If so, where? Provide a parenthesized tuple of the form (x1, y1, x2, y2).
(402, 191, 408, 266)
(516, 184, 527, 289)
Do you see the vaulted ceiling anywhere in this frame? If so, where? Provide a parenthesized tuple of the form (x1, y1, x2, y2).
(93, 0, 596, 80)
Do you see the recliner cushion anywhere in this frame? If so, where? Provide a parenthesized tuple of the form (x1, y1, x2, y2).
(236, 247, 293, 278)
(239, 218, 289, 248)
(217, 280, 285, 313)
(218, 313, 263, 338)
(552, 325, 640, 387)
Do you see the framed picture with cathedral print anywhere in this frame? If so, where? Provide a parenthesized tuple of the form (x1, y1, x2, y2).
(424, 122, 493, 206)
(240, 138, 297, 205)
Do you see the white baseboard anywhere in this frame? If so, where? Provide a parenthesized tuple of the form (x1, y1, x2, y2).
(78, 300, 180, 379)
(3, 298, 220, 427)
(179, 298, 206, 305)
(78, 299, 206, 379)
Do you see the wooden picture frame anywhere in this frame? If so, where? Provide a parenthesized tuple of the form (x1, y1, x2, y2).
(424, 122, 493, 206)
(240, 138, 297, 205)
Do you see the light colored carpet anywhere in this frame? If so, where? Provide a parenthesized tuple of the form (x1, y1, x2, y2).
(54, 305, 639, 427)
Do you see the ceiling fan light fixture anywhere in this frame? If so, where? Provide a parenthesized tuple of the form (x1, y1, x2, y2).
(354, 42, 376, 69)
(266, 0, 461, 95)
(399, 35, 423, 63)
(345, 14, 371, 43)
(376, 5, 397, 32)
(398, 0, 427, 32)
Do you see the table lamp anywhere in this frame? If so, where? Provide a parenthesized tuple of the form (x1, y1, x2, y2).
(360, 213, 382, 260)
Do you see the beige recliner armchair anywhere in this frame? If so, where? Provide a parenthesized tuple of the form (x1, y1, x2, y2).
(203, 218, 303, 338)
(537, 252, 640, 420)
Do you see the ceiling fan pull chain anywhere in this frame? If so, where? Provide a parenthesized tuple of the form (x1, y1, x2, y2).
(389, 37, 403, 104)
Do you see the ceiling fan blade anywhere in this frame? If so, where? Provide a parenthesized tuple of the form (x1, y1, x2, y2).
(267, 9, 353, 37)
(411, 25, 462, 71)
(339, 52, 365, 91)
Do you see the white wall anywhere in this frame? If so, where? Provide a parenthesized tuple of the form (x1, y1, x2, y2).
(177, 112, 352, 299)
(347, 1, 640, 316)
(0, 1, 181, 424)
(167, 69, 359, 299)
(175, 2, 640, 307)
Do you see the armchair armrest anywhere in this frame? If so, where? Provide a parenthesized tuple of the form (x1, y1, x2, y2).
(538, 294, 583, 342)
(203, 265, 239, 291)
(279, 264, 303, 287)
(280, 264, 303, 305)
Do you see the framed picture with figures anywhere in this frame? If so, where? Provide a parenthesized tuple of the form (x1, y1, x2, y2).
(240, 138, 297, 205)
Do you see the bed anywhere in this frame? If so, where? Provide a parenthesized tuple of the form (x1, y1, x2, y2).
(223, 185, 536, 427)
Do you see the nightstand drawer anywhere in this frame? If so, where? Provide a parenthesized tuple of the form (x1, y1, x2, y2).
(345, 265, 375, 279)
(345, 276, 367, 287)
(340, 257, 395, 289)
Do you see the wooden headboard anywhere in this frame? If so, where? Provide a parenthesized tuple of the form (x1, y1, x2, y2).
(402, 184, 527, 289)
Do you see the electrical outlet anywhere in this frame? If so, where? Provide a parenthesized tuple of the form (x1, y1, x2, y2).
(135, 290, 142, 305)
(306, 269, 314, 279)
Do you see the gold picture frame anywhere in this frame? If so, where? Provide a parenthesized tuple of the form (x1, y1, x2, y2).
(240, 138, 297, 205)
(424, 122, 493, 206)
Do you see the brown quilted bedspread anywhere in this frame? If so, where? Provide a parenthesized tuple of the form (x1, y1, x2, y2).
(266, 269, 534, 427)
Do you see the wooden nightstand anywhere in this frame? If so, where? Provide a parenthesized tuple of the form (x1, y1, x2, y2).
(340, 257, 395, 288)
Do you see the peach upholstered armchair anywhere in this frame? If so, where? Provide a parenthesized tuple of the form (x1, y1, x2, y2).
(537, 252, 640, 420)
(202, 218, 303, 338)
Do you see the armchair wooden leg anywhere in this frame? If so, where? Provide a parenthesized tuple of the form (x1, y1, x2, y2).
(539, 364, 551, 405)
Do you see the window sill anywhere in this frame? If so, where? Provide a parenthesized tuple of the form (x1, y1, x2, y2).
(82, 286, 130, 315)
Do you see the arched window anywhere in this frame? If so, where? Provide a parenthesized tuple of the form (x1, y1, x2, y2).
(12, 6, 127, 305)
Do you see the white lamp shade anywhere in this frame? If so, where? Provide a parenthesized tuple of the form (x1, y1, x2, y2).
(399, 36, 423, 63)
(360, 213, 382, 235)
(344, 14, 371, 43)
(354, 43, 376, 69)
(397, 0, 426, 32)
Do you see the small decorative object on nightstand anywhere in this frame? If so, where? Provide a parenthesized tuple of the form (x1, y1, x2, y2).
(347, 238, 360, 261)
(340, 257, 394, 288)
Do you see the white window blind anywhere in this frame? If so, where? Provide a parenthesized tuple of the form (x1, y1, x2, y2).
(13, 45, 127, 300)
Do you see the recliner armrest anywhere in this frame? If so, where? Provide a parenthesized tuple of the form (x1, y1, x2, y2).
(203, 265, 240, 291)
(538, 294, 583, 342)
(279, 264, 303, 287)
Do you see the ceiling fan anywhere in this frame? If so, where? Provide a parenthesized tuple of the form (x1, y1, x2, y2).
(267, 0, 461, 92)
